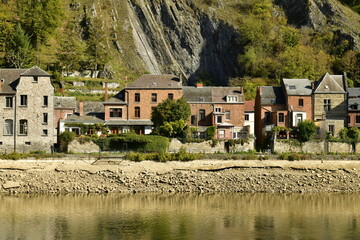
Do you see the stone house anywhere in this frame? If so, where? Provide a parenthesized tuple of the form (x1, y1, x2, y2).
(347, 88, 360, 128)
(182, 85, 246, 139)
(0, 66, 54, 153)
(312, 73, 348, 138)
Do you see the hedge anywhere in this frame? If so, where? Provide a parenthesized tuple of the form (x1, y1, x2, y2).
(93, 134, 169, 152)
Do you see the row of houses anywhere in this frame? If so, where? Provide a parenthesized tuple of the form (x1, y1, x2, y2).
(0, 66, 357, 153)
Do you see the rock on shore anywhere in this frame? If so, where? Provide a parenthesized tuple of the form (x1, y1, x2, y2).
(0, 160, 359, 194)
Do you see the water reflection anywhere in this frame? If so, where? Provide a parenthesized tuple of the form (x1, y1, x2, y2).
(0, 193, 360, 239)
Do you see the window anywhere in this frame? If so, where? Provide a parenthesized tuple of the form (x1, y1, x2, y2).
(135, 107, 140, 118)
(42, 129, 48, 136)
(352, 104, 358, 110)
(199, 109, 205, 120)
(33, 76, 38, 82)
(151, 93, 157, 102)
(43, 113, 48, 124)
(265, 112, 271, 124)
(329, 125, 335, 136)
(218, 130, 225, 139)
(298, 99, 304, 107)
(110, 108, 122, 118)
(19, 119, 28, 135)
(324, 99, 331, 111)
(43, 96, 48, 107)
(25, 142, 31, 145)
(245, 114, 249, 121)
(135, 93, 140, 102)
(4, 119, 13, 135)
(225, 110, 230, 120)
(191, 115, 196, 125)
(168, 93, 174, 100)
(278, 113, 285, 123)
(20, 95, 27, 106)
(356, 116, 360, 124)
(217, 115, 222, 123)
(226, 95, 238, 102)
(296, 114, 303, 125)
(5, 97, 13, 108)
(215, 107, 221, 113)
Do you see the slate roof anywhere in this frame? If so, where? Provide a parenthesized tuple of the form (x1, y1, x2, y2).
(63, 112, 105, 124)
(21, 66, 50, 76)
(182, 86, 244, 103)
(260, 86, 285, 105)
(314, 73, 346, 93)
(0, 66, 50, 94)
(126, 74, 182, 89)
(105, 120, 153, 126)
(54, 96, 77, 109)
(348, 88, 360, 111)
(104, 90, 126, 104)
(282, 78, 312, 96)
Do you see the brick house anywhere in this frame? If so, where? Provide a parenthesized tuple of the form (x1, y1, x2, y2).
(183, 85, 246, 139)
(104, 74, 183, 135)
(0, 66, 54, 153)
(348, 88, 360, 127)
(312, 73, 348, 138)
(281, 78, 313, 127)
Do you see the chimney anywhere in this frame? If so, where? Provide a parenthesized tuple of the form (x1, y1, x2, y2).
(258, 86, 262, 94)
(79, 101, 84, 117)
(104, 82, 108, 101)
(196, 83, 203, 88)
(179, 74, 182, 84)
(311, 82, 315, 90)
(240, 87, 244, 94)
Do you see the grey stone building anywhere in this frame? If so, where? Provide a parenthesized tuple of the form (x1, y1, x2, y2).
(0, 66, 54, 153)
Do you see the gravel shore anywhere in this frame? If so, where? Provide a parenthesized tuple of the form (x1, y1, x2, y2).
(1, 159, 360, 194)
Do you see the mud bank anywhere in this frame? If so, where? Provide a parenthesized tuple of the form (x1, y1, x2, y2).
(0, 160, 360, 194)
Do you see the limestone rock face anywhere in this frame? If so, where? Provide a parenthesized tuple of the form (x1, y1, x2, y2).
(275, 0, 360, 50)
(127, 0, 241, 84)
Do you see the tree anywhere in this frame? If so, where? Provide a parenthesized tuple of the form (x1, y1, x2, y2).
(151, 98, 191, 137)
(17, 0, 63, 47)
(57, 22, 86, 75)
(297, 120, 317, 142)
(5, 24, 34, 68)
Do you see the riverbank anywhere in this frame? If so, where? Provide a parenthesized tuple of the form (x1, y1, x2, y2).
(0, 159, 360, 194)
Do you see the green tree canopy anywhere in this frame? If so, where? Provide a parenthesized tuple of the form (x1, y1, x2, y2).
(151, 98, 191, 137)
(297, 120, 317, 142)
(5, 24, 34, 68)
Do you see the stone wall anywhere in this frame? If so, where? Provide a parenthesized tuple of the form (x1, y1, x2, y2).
(231, 139, 255, 153)
(68, 139, 100, 154)
(168, 139, 225, 153)
(274, 140, 353, 154)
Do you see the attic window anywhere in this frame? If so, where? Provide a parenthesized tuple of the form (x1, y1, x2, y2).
(151, 82, 157, 86)
(226, 95, 238, 102)
(289, 85, 296, 89)
(168, 83, 173, 86)
(324, 85, 329, 89)
(33, 76, 38, 83)
(199, 97, 205, 102)
(271, 99, 276, 104)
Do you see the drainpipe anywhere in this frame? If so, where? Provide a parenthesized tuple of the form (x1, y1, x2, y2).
(14, 95, 17, 153)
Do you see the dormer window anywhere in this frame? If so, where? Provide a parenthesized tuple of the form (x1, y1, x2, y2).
(226, 95, 238, 102)
(289, 85, 296, 90)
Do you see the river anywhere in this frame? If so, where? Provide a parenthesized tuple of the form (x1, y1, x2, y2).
(0, 193, 359, 240)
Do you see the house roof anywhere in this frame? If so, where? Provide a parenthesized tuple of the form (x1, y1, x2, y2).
(244, 100, 255, 112)
(282, 78, 312, 96)
(126, 74, 182, 89)
(105, 120, 153, 126)
(182, 86, 244, 103)
(104, 90, 126, 104)
(260, 86, 285, 105)
(63, 112, 105, 124)
(314, 73, 346, 93)
(54, 96, 77, 109)
(20, 66, 50, 76)
(348, 88, 360, 111)
(0, 66, 50, 94)
(83, 101, 105, 113)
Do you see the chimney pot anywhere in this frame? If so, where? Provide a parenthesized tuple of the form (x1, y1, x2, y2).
(196, 83, 203, 88)
(79, 101, 84, 117)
